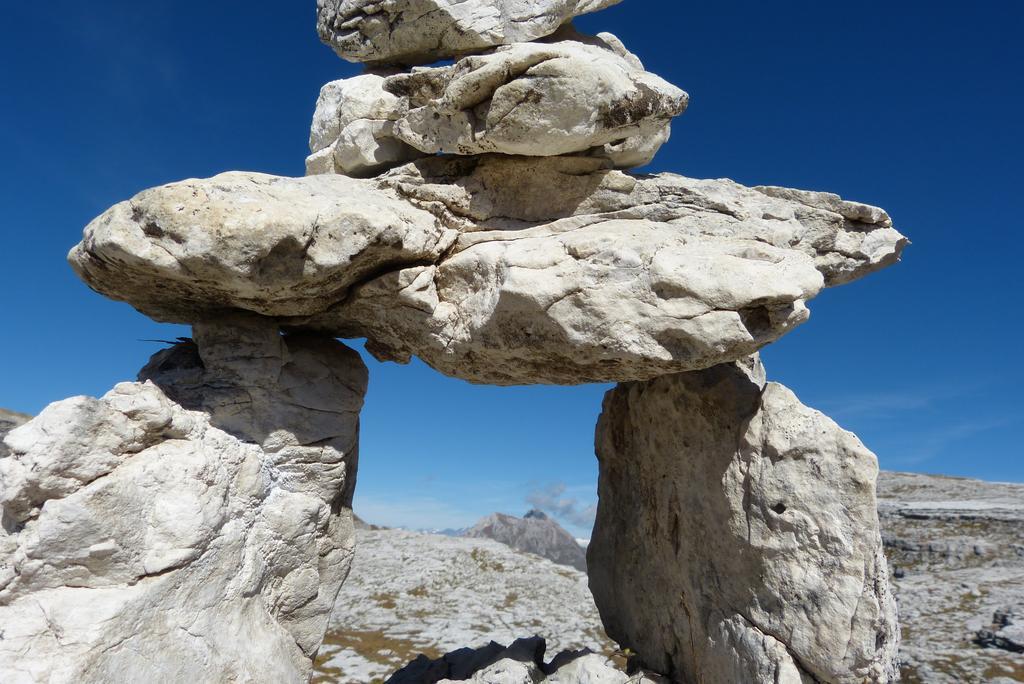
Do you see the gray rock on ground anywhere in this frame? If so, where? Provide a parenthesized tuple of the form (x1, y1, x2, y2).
(588, 358, 899, 683)
(0, 315, 367, 683)
(977, 607, 1024, 654)
(388, 636, 666, 684)
(312, 156, 906, 384)
(317, 0, 624, 65)
(463, 510, 587, 572)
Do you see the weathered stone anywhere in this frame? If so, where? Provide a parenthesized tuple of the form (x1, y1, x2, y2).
(976, 607, 1024, 654)
(0, 315, 367, 683)
(317, 0, 623, 65)
(588, 358, 900, 683)
(69, 171, 457, 323)
(307, 33, 683, 174)
(306, 73, 424, 177)
(70, 157, 905, 385)
(385, 33, 687, 163)
(307, 156, 905, 384)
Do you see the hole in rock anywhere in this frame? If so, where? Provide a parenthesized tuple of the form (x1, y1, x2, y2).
(771, 503, 787, 515)
(323, 338, 617, 671)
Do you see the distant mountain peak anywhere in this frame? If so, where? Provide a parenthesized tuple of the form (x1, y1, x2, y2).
(464, 510, 587, 572)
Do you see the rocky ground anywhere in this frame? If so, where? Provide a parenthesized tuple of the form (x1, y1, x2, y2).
(879, 472, 1024, 683)
(314, 471, 1024, 683)
(314, 530, 616, 683)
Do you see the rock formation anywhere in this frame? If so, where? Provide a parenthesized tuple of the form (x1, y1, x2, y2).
(589, 358, 899, 683)
(71, 156, 904, 385)
(307, 28, 686, 174)
(2, 0, 908, 681)
(463, 509, 587, 572)
(316, 0, 624, 65)
(0, 316, 366, 682)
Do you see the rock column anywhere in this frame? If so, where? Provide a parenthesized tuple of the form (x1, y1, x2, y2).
(588, 359, 899, 683)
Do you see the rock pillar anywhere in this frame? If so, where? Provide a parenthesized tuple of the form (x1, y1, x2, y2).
(588, 359, 899, 683)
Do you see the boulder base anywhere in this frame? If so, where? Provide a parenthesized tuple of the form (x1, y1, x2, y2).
(588, 359, 899, 683)
(0, 316, 367, 683)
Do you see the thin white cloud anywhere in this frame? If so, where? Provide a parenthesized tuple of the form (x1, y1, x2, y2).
(525, 483, 598, 530)
(818, 380, 995, 419)
(886, 416, 1016, 467)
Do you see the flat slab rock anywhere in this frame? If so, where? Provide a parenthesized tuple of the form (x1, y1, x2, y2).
(307, 31, 685, 175)
(70, 157, 906, 385)
(588, 357, 900, 683)
(0, 317, 367, 683)
(317, 0, 623, 65)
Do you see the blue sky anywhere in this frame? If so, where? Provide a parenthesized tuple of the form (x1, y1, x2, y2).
(1, 1, 1021, 537)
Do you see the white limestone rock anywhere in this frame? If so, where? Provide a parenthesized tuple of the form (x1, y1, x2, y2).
(587, 358, 900, 683)
(70, 157, 905, 385)
(379, 156, 907, 286)
(69, 171, 457, 323)
(384, 33, 687, 164)
(306, 33, 683, 174)
(0, 316, 367, 683)
(307, 156, 906, 384)
(306, 73, 424, 177)
(317, 0, 623, 65)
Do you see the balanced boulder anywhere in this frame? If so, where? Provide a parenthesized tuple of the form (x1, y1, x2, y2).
(317, 0, 624, 65)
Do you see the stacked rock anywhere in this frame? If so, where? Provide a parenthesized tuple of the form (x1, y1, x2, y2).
(0, 2, 906, 683)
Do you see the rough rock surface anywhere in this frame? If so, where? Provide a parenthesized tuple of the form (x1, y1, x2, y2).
(307, 32, 683, 174)
(314, 156, 906, 384)
(388, 636, 666, 683)
(0, 316, 367, 683)
(69, 171, 456, 323)
(878, 472, 1024, 682)
(316, 0, 623, 65)
(381, 32, 687, 164)
(588, 359, 899, 683)
(316, 528, 612, 682)
(0, 409, 30, 459)
(463, 510, 587, 572)
(70, 158, 905, 386)
(306, 74, 424, 178)
(977, 607, 1024, 654)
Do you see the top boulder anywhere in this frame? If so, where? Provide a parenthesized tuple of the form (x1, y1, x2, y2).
(316, 0, 623, 65)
